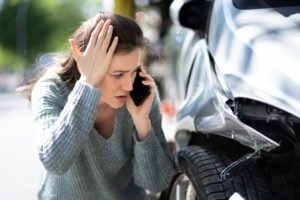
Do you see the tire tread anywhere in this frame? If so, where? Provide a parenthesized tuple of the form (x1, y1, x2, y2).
(176, 145, 271, 200)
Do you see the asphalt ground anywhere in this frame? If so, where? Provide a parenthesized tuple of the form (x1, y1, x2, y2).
(0, 93, 42, 200)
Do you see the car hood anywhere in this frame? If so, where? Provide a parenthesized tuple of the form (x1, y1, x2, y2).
(209, 0, 300, 117)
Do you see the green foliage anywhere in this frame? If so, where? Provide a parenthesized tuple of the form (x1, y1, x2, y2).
(0, 46, 23, 71)
(0, 0, 102, 71)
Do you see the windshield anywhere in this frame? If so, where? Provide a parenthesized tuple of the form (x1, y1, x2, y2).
(233, 0, 300, 9)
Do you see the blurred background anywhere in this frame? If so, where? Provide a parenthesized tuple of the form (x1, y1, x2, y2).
(0, 0, 174, 199)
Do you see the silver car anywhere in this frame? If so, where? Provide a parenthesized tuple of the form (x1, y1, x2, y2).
(161, 0, 300, 199)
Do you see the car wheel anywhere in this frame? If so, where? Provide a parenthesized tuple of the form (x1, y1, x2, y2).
(167, 145, 271, 200)
(167, 173, 197, 200)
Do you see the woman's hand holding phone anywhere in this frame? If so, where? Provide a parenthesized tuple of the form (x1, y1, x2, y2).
(126, 67, 156, 141)
(69, 17, 118, 87)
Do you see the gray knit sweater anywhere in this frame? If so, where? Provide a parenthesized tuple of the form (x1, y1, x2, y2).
(31, 69, 175, 200)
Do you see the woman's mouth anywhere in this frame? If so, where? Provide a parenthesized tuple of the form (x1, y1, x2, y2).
(115, 95, 127, 102)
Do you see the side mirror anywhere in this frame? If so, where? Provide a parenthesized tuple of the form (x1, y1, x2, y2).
(170, 0, 213, 31)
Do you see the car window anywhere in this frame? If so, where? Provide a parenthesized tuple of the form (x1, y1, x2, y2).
(233, 0, 300, 9)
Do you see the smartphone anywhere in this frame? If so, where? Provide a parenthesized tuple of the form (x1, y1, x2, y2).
(130, 68, 151, 106)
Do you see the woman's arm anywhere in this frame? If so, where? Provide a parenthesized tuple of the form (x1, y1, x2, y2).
(32, 76, 101, 175)
(132, 90, 176, 193)
(33, 18, 118, 175)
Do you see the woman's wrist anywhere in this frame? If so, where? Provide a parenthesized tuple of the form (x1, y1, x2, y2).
(79, 76, 101, 89)
(133, 118, 152, 141)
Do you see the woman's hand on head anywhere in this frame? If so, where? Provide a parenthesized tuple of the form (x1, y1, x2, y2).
(69, 19, 118, 87)
(126, 68, 156, 141)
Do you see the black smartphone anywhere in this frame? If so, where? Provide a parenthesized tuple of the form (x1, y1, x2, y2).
(130, 68, 151, 106)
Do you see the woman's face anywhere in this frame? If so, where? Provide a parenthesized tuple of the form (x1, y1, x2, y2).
(98, 48, 142, 108)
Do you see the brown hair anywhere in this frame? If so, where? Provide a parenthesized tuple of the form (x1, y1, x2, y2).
(20, 12, 146, 101)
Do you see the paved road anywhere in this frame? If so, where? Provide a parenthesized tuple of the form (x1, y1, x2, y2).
(0, 93, 42, 200)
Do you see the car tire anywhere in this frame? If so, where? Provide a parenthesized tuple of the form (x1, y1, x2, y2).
(166, 145, 271, 200)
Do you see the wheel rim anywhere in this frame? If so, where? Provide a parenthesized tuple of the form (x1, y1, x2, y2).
(169, 174, 197, 200)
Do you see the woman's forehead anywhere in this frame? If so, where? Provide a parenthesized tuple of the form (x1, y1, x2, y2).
(110, 49, 141, 71)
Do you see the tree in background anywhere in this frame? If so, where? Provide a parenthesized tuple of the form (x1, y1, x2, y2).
(0, 0, 171, 72)
(0, 0, 103, 71)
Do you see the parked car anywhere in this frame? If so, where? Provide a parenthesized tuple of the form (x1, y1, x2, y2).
(161, 0, 300, 199)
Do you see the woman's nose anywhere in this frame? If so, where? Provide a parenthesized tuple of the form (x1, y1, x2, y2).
(122, 75, 133, 91)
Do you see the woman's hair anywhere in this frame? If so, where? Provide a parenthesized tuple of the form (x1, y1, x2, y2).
(21, 12, 146, 101)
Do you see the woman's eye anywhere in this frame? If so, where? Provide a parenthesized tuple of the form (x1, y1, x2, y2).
(113, 74, 123, 79)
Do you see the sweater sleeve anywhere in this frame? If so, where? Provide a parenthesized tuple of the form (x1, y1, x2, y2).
(132, 90, 176, 193)
(31, 77, 101, 175)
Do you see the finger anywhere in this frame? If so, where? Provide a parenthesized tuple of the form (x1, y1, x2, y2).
(145, 83, 155, 100)
(96, 20, 111, 48)
(86, 20, 105, 53)
(143, 73, 156, 89)
(141, 77, 156, 93)
(140, 65, 149, 74)
(142, 80, 156, 88)
(106, 36, 119, 58)
(69, 39, 81, 62)
(139, 68, 150, 77)
(140, 71, 155, 83)
(94, 13, 100, 23)
(102, 25, 114, 52)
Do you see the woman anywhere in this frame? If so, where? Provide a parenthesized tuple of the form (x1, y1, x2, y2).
(30, 12, 175, 199)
